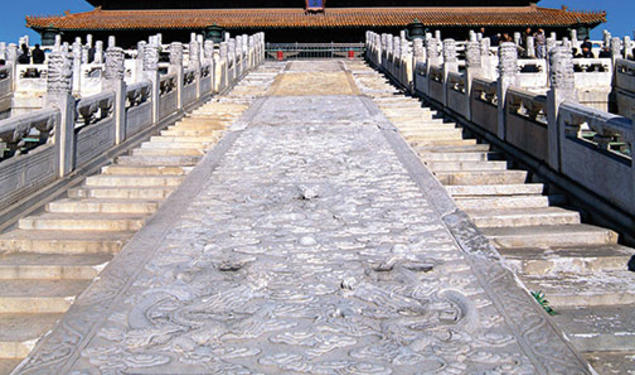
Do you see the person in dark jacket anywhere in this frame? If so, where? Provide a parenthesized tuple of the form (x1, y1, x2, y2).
(17, 44, 30, 64)
(32, 44, 45, 64)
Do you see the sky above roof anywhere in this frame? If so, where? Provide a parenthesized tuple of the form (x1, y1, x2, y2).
(1, 0, 631, 44)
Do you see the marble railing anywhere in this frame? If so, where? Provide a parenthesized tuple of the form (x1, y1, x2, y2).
(0, 31, 266, 212)
(0, 65, 12, 115)
(366, 30, 634, 218)
(615, 59, 635, 118)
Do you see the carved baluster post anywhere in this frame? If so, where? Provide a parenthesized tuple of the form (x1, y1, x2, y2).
(135, 41, 146, 83)
(203, 40, 214, 94)
(442, 38, 458, 107)
(7, 44, 17, 91)
(401, 37, 411, 88)
(497, 42, 519, 140)
(234, 36, 242, 78)
(425, 38, 440, 96)
(170, 42, 184, 110)
(412, 38, 424, 93)
(465, 40, 482, 122)
(72, 38, 82, 96)
(219, 42, 229, 90)
(46, 47, 75, 177)
(242, 34, 249, 73)
(375, 33, 382, 67)
(526, 36, 535, 58)
(383, 35, 391, 71)
(392, 36, 400, 77)
(247, 36, 254, 70)
(143, 38, 160, 124)
(624, 36, 633, 60)
(570, 29, 579, 50)
(546, 46, 576, 171)
(602, 30, 611, 49)
(104, 44, 126, 144)
(189, 35, 201, 99)
(610, 37, 622, 67)
(480, 37, 495, 80)
(94, 41, 104, 64)
(228, 38, 236, 83)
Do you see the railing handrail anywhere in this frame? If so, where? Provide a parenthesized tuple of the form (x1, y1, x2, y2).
(0, 108, 58, 145)
(560, 100, 633, 145)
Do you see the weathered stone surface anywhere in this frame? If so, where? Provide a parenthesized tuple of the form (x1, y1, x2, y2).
(15, 62, 591, 374)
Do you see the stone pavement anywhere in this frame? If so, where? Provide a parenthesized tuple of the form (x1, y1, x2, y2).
(14, 61, 593, 374)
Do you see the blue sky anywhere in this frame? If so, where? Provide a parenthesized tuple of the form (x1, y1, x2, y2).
(0, 0, 632, 44)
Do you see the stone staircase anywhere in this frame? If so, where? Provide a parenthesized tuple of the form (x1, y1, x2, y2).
(0, 64, 281, 374)
(349, 62, 635, 373)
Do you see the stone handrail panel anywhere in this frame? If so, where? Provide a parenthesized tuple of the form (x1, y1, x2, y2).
(0, 108, 58, 158)
(75, 90, 115, 128)
(558, 100, 633, 215)
(126, 81, 152, 108)
(560, 101, 632, 149)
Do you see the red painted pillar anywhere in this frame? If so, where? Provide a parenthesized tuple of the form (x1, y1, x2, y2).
(277, 50, 284, 61)
(348, 50, 355, 59)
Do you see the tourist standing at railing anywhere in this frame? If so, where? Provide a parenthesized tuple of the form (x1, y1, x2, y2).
(576, 45, 594, 59)
(32, 44, 45, 64)
(17, 44, 30, 64)
(599, 46, 611, 58)
(535, 29, 546, 59)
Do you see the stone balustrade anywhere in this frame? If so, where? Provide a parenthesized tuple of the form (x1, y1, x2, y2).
(615, 58, 635, 118)
(0, 31, 266, 212)
(366, 30, 634, 218)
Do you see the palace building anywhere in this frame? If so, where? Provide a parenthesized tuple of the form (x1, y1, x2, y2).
(26, 0, 606, 46)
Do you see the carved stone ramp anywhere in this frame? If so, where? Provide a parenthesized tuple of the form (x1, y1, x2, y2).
(0, 62, 285, 375)
(346, 59, 635, 373)
(13, 61, 591, 374)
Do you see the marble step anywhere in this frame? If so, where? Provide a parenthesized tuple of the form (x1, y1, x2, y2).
(160, 129, 220, 137)
(132, 147, 204, 157)
(85, 175, 184, 188)
(396, 122, 457, 131)
(499, 244, 633, 275)
(19, 213, 146, 232)
(0, 253, 111, 280)
(170, 121, 229, 130)
(47, 199, 159, 215)
(426, 160, 508, 172)
(69, 186, 174, 200)
(466, 206, 580, 228)
(0, 280, 90, 313)
(454, 195, 549, 210)
(418, 151, 491, 162)
(139, 141, 209, 150)
(101, 165, 189, 176)
(0, 313, 62, 358)
(414, 143, 490, 153)
(445, 183, 544, 197)
(553, 305, 635, 352)
(0, 359, 20, 374)
(409, 138, 477, 147)
(521, 270, 635, 307)
(585, 351, 635, 375)
(435, 170, 527, 185)
(149, 135, 220, 144)
(115, 155, 200, 166)
(401, 129, 464, 140)
(482, 224, 618, 248)
(0, 230, 131, 254)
